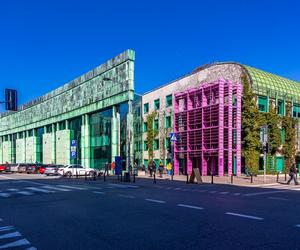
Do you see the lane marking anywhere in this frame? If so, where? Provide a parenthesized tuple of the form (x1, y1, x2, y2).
(296, 224, 300, 228)
(58, 185, 88, 190)
(226, 212, 263, 220)
(0, 231, 22, 239)
(177, 204, 204, 210)
(7, 189, 19, 192)
(244, 190, 287, 197)
(174, 188, 182, 190)
(93, 191, 105, 195)
(198, 190, 207, 193)
(17, 191, 33, 196)
(26, 187, 55, 194)
(145, 199, 166, 204)
(268, 197, 290, 201)
(25, 247, 37, 250)
(0, 193, 10, 198)
(118, 194, 136, 199)
(233, 193, 241, 196)
(220, 192, 229, 194)
(166, 187, 172, 190)
(0, 238, 30, 249)
(208, 191, 217, 193)
(0, 226, 14, 232)
(42, 185, 71, 192)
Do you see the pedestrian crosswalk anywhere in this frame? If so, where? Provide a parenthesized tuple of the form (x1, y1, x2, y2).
(0, 220, 35, 249)
(0, 183, 139, 199)
(252, 183, 300, 191)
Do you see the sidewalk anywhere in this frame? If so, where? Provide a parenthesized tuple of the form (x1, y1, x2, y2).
(136, 171, 289, 187)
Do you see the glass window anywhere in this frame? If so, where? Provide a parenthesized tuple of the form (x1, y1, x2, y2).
(144, 103, 149, 114)
(59, 121, 66, 130)
(154, 119, 159, 130)
(165, 137, 171, 149)
(144, 141, 148, 151)
(258, 96, 268, 112)
(154, 139, 159, 150)
(277, 100, 284, 116)
(165, 116, 171, 128)
(293, 104, 300, 118)
(28, 129, 33, 137)
(154, 99, 160, 110)
(166, 95, 172, 107)
(143, 122, 148, 132)
(46, 125, 52, 133)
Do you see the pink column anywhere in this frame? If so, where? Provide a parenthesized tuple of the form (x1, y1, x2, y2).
(174, 94, 179, 175)
(236, 84, 243, 176)
(174, 156, 179, 174)
(228, 82, 233, 175)
(218, 80, 225, 176)
(187, 155, 192, 174)
(202, 154, 207, 175)
(201, 87, 207, 176)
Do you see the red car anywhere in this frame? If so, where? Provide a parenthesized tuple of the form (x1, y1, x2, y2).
(39, 165, 46, 174)
(0, 164, 7, 172)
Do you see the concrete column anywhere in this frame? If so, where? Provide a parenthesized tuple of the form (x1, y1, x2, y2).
(81, 114, 90, 167)
(111, 105, 119, 163)
(51, 124, 56, 164)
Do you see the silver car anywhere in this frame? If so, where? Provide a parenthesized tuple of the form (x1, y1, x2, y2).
(10, 164, 20, 173)
(44, 165, 62, 176)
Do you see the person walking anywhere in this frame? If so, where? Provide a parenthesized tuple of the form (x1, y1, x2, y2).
(152, 160, 157, 176)
(111, 161, 116, 175)
(167, 162, 172, 176)
(104, 162, 110, 176)
(287, 163, 299, 185)
(158, 161, 164, 178)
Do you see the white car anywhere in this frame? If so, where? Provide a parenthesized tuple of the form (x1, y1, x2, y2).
(58, 164, 97, 177)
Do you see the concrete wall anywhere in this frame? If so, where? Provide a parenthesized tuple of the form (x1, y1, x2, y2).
(56, 130, 71, 165)
(25, 137, 37, 163)
(16, 138, 26, 163)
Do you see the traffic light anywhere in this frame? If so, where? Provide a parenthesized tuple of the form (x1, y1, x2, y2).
(5, 89, 17, 111)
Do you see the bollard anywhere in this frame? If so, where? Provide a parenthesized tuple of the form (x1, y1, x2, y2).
(154, 173, 156, 184)
(277, 172, 279, 183)
(250, 174, 253, 183)
(211, 174, 214, 184)
(231, 174, 233, 184)
(186, 174, 189, 184)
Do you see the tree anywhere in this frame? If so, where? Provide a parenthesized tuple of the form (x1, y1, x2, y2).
(146, 111, 158, 162)
(282, 104, 296, 173)
(241, 75, 261, 175)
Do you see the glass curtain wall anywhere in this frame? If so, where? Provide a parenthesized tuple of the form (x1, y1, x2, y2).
(36, 127, 44, 163)
(119, 103, 128, 170)
(90, 109, 112, 170)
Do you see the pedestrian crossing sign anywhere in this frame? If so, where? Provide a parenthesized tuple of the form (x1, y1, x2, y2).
(170, 133, 177, 142)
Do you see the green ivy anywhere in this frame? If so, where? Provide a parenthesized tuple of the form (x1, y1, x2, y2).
(146, 111, 158, 161)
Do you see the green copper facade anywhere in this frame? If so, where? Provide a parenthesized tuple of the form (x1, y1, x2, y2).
(0, 49, 135, 169)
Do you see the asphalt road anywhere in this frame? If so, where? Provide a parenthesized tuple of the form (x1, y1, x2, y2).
(0, 173, 299, 250)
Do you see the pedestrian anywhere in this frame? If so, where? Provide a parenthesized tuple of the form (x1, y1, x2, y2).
(148, 161, 153, 177)
(153, 160, 157, 176)
(104, 162, 110, 176)
(158, 161, 164, 178)
(167, 162, 172, 176)
(134, 162, 138, 176)
(287, 163, 299, 185)
(111, 161, 116, 175)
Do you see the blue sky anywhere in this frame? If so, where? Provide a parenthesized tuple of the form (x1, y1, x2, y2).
(0, 0, 299, 111)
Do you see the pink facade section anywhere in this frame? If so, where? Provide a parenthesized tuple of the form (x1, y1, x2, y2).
(173, 79, 242, 176)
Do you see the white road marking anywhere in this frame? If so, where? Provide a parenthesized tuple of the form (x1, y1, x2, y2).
(25, 247, 37, 250)
(0, 193, 10, 198)
(296, 224, 300, 228)
(0, 219, 2, 222)
(174, 188, 182, 190)
(198, 190, 207, 192)
(220, 192, 229, 194)
(93, 191, 105, 195)
(233, 193, 241, 196)
(208, 191, 217, 193)
(17, 191, 33, 196)
(166, 187, 172, 190)
(0, 231, 22, 239)
(268, 197, 290, 201)
(0, 226, 14, 232)
(58, 185, 87, 190)
(244, 190, 287, 196)
(145, 199, 166, 204)
(7, 189, 19, 192)
(26, 187, 54, 193)
(177, 204, 204, 210)
(118, 194, 136, 199)
(0, 238, 30, 249)
(42, 185, 71, 192)
(226, 212, 263, 220)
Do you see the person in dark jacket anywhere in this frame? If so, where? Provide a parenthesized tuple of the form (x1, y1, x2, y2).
(148, 161, 153, 177)
(287, 163, 299, 185)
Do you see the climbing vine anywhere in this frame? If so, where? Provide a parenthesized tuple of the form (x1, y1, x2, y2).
(146, 111, 158, 161)
(282, 103, 296, 173)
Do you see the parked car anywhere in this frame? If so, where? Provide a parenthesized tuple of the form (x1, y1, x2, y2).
(44, 165, 62, 176)
(18, 164, 28, 173)
(58, 164, 97, 177)
(26, 164, 40, 174)
(0, 164, 7, 172)
(10, 164, 20, 173)
(39, 164, 47, 174)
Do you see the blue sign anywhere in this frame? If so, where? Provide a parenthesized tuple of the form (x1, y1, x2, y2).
(70, 140, 77, 159)
(115, 156, 122, 175)
(170, 133, 177, 142)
